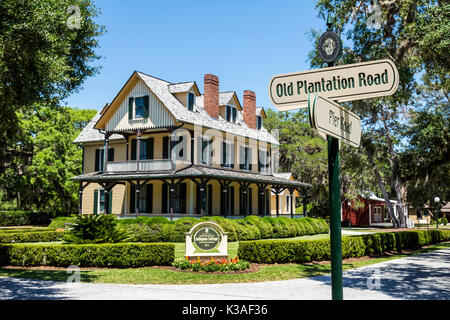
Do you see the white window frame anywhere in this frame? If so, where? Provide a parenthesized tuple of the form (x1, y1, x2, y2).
(226, 104, 237, 123)
(187, 90, 195, 111)
(98, 188, 106, 214)
(133, 94, 147, 120)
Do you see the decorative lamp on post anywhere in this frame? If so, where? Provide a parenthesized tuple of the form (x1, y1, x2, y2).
(434, 197, 440, 229)
(348, 201, 352, 230)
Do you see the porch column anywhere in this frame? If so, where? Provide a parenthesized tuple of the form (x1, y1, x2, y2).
(276, 193, 280, 217)
(288, 187, 295, 218)
(104, 132, 110, 173)
(136, 129, 142, 172)
(105, 189, 110, 214)
(135, 182, 141, 215)
(169, 179, 175, 220)
(78, 183, 83, 215)
(257, 184, 265, 216)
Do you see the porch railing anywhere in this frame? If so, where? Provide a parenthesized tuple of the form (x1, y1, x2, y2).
(106, 159, 172, 173)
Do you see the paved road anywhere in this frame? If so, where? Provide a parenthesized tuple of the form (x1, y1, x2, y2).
(1, 248, 449, 300)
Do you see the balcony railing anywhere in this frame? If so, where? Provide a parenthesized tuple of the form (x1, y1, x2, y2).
(106, 159, 172, 173)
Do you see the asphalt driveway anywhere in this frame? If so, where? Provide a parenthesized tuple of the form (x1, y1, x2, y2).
(1, 247, 449, 300)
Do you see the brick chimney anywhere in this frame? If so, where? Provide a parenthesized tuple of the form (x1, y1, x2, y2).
(243, 90, 256, 129)
(203, 74, 219, 119)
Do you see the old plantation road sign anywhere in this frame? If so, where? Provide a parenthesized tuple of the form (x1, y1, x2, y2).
(308, 94, 361, 148)
(269, 59, 399, 111)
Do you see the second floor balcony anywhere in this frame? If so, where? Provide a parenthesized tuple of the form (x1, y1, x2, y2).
(106, 159, 173, 173)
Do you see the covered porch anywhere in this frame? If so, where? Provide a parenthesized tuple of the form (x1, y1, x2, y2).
(73, 165, 311, 219)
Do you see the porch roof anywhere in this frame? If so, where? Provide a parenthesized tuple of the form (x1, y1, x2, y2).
(71, 165, 311, 189)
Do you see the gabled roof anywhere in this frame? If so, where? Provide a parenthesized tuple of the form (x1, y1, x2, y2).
(256, 107, 267, 119)
(73, 112, 124, 144)
(168, 81, 200, 95)
(219, 91, 242, 110)
(75, 71, 279, 145)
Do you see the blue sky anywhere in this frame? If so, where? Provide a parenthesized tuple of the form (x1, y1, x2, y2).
(64, 0, 328, 112)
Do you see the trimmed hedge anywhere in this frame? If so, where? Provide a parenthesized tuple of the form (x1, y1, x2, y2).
(0, 211, 53, 227)
(237, 230, 450, 264)
(116, 215, 329, 243)
(0, 230, 65, 243)
(0, 242, 175, 267)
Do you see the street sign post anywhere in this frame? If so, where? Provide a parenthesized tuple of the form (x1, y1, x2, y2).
(308, 94, 361, 148)
(269, 59, 399, 111)
(268, 14, 398, 300)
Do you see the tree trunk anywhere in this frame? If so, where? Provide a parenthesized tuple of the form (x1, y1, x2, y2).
(368, 154, 400, 228)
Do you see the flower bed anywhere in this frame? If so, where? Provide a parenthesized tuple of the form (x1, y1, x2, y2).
(172, 256, 250, 272)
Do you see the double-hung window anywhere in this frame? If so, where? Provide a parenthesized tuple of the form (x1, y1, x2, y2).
(187, 92, 195, 111)
(128, 95, 149, 120)
(198, 137, 212, 165)
(222, 141, 234, 168)
(134, 97, 145, 118)
(239, 146, 252, 171)
(226, 105, 237, 123)
(257, 116, 263, 130)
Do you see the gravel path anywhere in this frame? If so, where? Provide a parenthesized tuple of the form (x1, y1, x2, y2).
(1, 248, 449, 300)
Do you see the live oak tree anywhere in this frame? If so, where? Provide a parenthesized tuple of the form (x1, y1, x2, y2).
(264, 109, 376, 218)
(0, 105, 97, 214)
(0, 0, 104, 173)
(308, 0, 449, 227)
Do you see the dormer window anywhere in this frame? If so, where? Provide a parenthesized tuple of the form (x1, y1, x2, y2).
(257, 115, 263, 130)
(226, 105, 237, 123)
(188, 92, 195, 111)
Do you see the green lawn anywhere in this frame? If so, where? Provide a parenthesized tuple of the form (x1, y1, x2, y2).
(1, 241, 448, 285)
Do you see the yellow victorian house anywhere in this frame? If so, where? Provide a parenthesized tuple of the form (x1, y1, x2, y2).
(72, 71, 310, 218)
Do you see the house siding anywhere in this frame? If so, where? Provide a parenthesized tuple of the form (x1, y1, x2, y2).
(106, 79, 175, 132)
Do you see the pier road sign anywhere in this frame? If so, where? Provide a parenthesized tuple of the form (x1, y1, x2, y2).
(308, 94, 361, 148)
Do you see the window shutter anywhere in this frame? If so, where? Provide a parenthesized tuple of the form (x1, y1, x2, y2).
(230, 186, 235, 215)
(239, 146, 245, 170)
(248, 188, 253, 214)
(100, 149, 105, 172)
(95, 149, 100, 171)
(147, 138, 154, 160)
(130, 185, 135, 214)
(180, 183, 186, 214)
(222, 142, 226, 167)
(146, 184, 153, 213)
(163, 136, 169, 159)
(128, 97, 134, 120)
(93, 189, 98, 214)
(230, 143, 235, 168)
(108, 148, 115, 162)
(108, 190, 113, 214)
(248, 147, 252, 171)
(143, 95, 149, 118)
(131, 140, 137, 160)
(207, 184, 212, 216)
(140, 139, 147, 160)
(162, 183, 168, 213)
(232, 108, 237, 123)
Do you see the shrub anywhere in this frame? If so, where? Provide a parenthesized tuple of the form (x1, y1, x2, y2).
(294, 218, 316, 235)
(0, 230, 65, 243)
(238, 230, 450, 264)
(168, 217, 200, 242)
(262, 217, 289, 238)
(0, 211, 53, 227)
(202, 216, 239, 242)
(64, 214, 131, 244)
(48, 216, 75, 229)
(235, 220, 261, 240)
(0, 242, 175, 267)
(243, 216, 274, 239)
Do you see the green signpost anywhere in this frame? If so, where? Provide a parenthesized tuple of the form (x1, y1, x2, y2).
(268, 14, 399, 300)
